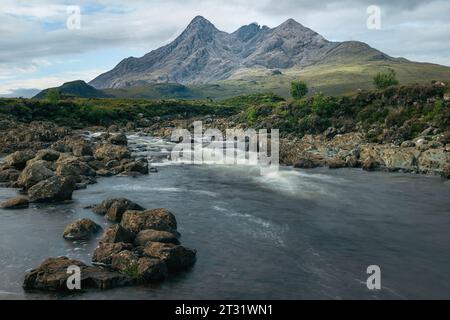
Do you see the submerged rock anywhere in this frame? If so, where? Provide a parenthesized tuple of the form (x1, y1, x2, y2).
(63, 219, 102, 241)
(121, 208, 178, 234)
(0, 196, 29, 209)
(27, 176, 76, 203)
(23, 257, 133, 291)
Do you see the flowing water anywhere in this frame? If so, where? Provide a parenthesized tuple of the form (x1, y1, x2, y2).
(0, 134, 450, 300)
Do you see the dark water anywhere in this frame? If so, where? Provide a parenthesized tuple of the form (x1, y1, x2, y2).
(1, 136, 450, 300)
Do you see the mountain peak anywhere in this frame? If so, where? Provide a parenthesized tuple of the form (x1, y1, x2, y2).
(185, 16, 217, 32)
(277, 18, 308, 30)
(233, 22, 265, 42)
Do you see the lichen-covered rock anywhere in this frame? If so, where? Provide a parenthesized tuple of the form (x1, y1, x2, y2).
(34, 149, 61, 162)
(108, 133, 128, 146)
(111, 251, 168, 282)
(0, 168, 20, 183)
(327, 158, 347, 169)
(362, 157, 378, 171)
(293, 158, 322, 169)
(23, 257, 132, 291)
(55, 156, 96, 179)
(134, 229, 180, 246)
(143, 242, 196, 271)
(101, 224, 135, 244)
(418, 148, 449, 174)
(4, 150, 36, 170)
(121, 208, 178, 234)
(27, 176, 76, 203)
(17, 160, 55, 189)
(92, 242, 133, 265)
(63, 219, 102, 241)
(123, 159, 149, 174)
(0, 196, 29, 209)
(94, 143, 130, 161)
(92, 198, 145, 222)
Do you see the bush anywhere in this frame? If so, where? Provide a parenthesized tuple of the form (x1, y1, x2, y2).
(290, 81, 308, 100)
(373, 69, 399, 90)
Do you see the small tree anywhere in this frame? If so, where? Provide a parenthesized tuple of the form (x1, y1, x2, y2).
(45, 88, 61, 104)
(290, 81, 308, 99)
(373, 68, 399, 90)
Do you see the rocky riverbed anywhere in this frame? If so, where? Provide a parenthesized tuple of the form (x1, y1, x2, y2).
(0, 119, 197, 293)
(0, 116, 448, 295)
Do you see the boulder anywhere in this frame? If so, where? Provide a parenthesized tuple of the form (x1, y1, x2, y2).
(23, 257, 132, 291)
(55, 157, 96, 179)
(0, 168, 20, 183)
(327, 158, 347, 169)
(381, 147, 419, 172)
(4, 150, 36, 170)
(34, 149, 60, 162)
(121, 208, 178, 234)
(143, 242, 196, 271)
(111, 251, 168, 282)
(17, 160, 55, 189)
(0, 196, 29, 209)
(92, 242, 133, 265)
(418, 148, 449, 174)
(441, 165, 450, 179)
(72, 142, 93, 157)
(92, 198, 145, 222)
(108, 133, 128, 146)
(63, 219, 102, 241)
(134, 229, 180, 246)
(110, 250, 139, 272)
(101, 224, 135, 244)
(94, 144, 130, 161)
(362, 157, 379, 171)
(293, 158, 322, 169)
(27, 176, 76, 203)
(123, 159, 149, 174)
(136, 257, 168, 282)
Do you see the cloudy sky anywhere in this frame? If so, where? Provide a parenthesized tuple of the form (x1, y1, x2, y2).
(0, 0, 449, 97)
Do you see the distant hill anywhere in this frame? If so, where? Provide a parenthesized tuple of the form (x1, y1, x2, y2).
(34, 80, 111, 99)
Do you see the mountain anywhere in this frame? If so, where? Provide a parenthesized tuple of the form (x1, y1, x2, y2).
(34, 80, 110, 99)
(89, 16, 450, 95)
(89, 16, 389, 89)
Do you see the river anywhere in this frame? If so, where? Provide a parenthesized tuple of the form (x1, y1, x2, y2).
(0, 134, 449, 299)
